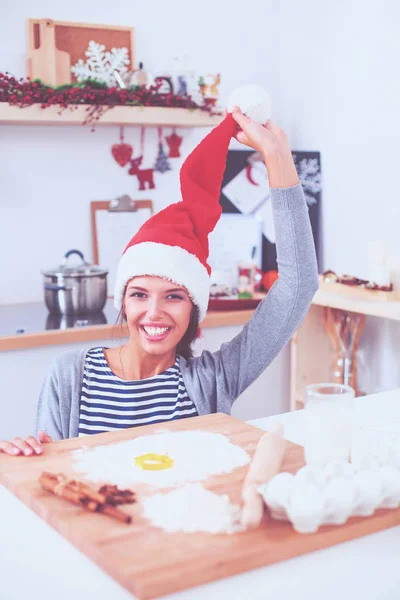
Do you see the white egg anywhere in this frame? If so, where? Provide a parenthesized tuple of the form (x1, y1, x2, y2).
(352, 430, 400, 470)
(286, 484, 325, 534)
(295, 465, 325, 489)
(352, 469, 383, 516)
(226, 84, 271, 124)
(268, 506, 289, 521)
(259, 472, 296, 514)
(375, 437, 393, 466)
(378, 466, 400, 509)
(352, 454, 381, 472)
(323, 477, 355, 525)
(322, 460, 355, 483)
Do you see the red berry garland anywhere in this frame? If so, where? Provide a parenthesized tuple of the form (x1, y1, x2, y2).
(0, 72, 217, 126)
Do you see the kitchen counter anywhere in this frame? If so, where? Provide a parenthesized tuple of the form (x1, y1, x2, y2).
(1, 388, 399, 600)
(4, 281, 400, 352)
(0, 299, 258, 352)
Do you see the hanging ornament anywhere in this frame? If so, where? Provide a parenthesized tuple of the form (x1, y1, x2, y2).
(245, 153, 264, 185)
(246, 164, 260, 186)
(154, 127, 172, 173)
(111, 127, 133, 167)
(128, 127, 155, 190)
(165, 127, 183, 158)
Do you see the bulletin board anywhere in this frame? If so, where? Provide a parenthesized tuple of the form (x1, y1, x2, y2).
(27, 18, 135, 84)
(220, 150, 322, 272)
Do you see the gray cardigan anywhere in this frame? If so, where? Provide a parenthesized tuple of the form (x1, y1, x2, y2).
(35, 184, 319, 440)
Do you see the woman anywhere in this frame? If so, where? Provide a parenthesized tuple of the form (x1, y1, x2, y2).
(0, 108, 319, 456)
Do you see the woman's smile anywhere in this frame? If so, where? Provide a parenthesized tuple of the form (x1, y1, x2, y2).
(139, 323, 173, 342)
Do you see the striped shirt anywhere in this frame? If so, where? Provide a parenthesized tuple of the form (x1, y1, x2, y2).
(78, 347, 198, 436)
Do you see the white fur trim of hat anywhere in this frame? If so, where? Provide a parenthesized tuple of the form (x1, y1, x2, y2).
(113, 242, 210, 321)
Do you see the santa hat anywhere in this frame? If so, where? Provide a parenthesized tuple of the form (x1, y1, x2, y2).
(114, 114, 237, 321)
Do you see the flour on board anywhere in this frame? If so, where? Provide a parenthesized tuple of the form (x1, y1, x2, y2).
(73, 430, 250, 488)
(142, 482, 244, 534)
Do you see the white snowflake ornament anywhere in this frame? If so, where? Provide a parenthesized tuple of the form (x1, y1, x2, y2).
(71, 40, 130, 87)
(292, 155, 322, 207)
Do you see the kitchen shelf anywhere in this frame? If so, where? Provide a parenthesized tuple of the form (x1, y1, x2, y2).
(3, 283, 400, 352)
(0, 103, 223, 127)
(312, 288, 400, 321)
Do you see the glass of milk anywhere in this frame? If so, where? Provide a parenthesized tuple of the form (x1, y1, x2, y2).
(304, 383, 355, 466)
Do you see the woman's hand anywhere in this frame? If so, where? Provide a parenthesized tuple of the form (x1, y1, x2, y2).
(231, 108, 299, 189)
(0, 430, 53, 456)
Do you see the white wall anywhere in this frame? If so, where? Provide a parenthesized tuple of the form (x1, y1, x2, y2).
(2, 0, 400, 424)
(270, 0, 400, 393)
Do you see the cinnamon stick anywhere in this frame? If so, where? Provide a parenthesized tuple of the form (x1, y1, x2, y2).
(39, 473, 132, 524)
(41, 472, 107, 504)
(84, 499, 132, 524)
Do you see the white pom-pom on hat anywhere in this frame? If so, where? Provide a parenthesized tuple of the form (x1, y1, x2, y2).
(226, 84, 271, 124)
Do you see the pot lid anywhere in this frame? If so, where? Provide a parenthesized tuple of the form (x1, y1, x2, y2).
(42, 249, 108, 278)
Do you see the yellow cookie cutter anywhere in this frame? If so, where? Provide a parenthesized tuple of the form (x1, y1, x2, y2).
(134, 453, 174, 471)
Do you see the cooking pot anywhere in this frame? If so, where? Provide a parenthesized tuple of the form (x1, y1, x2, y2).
(42, 249, 108, 315)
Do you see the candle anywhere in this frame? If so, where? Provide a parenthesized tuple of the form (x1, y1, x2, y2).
(367, 240, 391, 287)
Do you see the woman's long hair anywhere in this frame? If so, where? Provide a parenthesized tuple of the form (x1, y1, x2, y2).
(176, 305, 200, 360)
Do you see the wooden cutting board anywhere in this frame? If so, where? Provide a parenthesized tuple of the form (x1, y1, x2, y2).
(27, 19, 71, 86)
(1, 413, 400, 600)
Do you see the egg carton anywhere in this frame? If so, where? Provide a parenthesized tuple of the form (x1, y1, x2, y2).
(351, 429, 400, 470)
(258, 460, 400, 534)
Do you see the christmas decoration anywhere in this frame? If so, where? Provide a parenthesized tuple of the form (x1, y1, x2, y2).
(0, 73, 216, 127)
(226, 84, 271, 124)
(111, 127, 133, 167)
(165, 128, 183, 158)
(128, 127, 155, 190)
(153, 76, 173, 94)
(154, 127, 172, 173)
(177, 76, 187, 96)
(292, 154, 322, 206)
(262, 270, 279, 291)
(127, 62, 154, 88)
(71, 41, 130, 87)
(199, 74, 220, 107)
(168, 54, 196, 96)
(245, 163, 260, 186)
(114, 114, 238, 321)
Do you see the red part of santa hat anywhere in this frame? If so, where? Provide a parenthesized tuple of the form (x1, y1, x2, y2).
(114, 114, 237, 321)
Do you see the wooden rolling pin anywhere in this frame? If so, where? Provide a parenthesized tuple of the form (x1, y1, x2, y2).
(241, 423, 285, 528)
